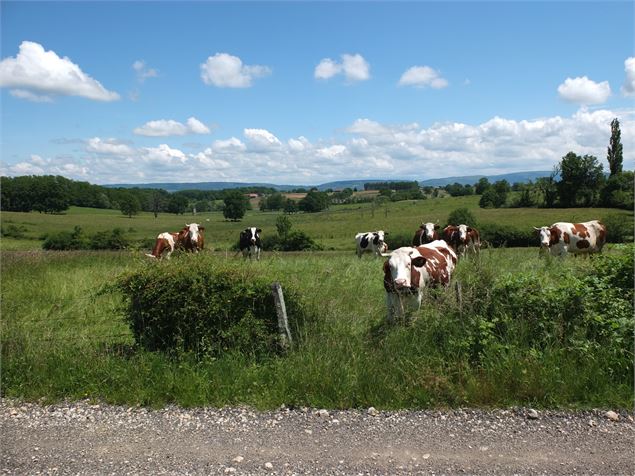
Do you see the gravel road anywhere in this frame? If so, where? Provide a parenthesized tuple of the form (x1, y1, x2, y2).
(1, 399, 633, 475)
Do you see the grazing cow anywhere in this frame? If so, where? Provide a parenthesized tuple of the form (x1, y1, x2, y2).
(240, 227, 262, 260)
(355, 230, 388, 258)
(442, 224, 480, 257)
(182, 223, 205, 253)
(533, 220, 606, 257)
(383, 240, 457, 322)
(412, 222, 440, 246)
(145, 232, 181, 259)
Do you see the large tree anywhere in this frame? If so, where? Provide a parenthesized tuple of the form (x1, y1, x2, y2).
(607, 118, 623, 176)
(223, 190, 249, 221)
(556, 152, 604, 207)
(120, 193, 141, 218)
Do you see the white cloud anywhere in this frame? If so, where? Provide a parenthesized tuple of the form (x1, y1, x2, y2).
(5, 108, 633, 184)
(557, 76, 611, 104)
(621, 57, 635, 96)
(244, 128, 282, 149)
(132, 60, 158, 83)
(86, 137, 134, 156)
(200, 53, 271, 88)
(9, 89, 53, 102)
(314, 53, 370, 82)
(0, 41, 120, 101)
(134, 117, 211, 136)
(398, 66, 448, 89)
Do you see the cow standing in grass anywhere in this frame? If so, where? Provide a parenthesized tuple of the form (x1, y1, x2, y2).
(534, 220, 606, 257)
(383, 240, 457, 322)
(412, 222, 440, 246)
(240, 227, 262, 260)
(182, 223, 205, 253)
(355, 230, 388, 258)
(146, 232, 182, 259)
(442, 224, 480, 257)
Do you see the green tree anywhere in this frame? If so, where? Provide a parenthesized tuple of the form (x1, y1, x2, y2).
(120, 193, 141, 218)
(260, 192, 286, 211)
(536, 173, 558, 208)
(557, 152, 604, 207)
(447, 207, 477, 227)
(600, 171, 634, 209)
(223, 190, 249, 221)
(167, 194, 189, 215)
(475, 177, 490, 194)
(283, 199, 299, 214)
(299, 190, 330, 213)
(275, 215, 292, 238)
(607, 118, 623, 176)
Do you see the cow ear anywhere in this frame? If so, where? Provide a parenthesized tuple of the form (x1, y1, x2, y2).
(467, 226, 473, 232)
(434, 224, 440, 229)
(198, 226, 205, 231)
(412, 256, 426, 268)
(256, 228, 262, 233)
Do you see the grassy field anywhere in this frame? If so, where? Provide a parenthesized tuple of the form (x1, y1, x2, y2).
(2, 195, 632, 251)
(2, 197, 632, 408)
(2, 245, 632, 409)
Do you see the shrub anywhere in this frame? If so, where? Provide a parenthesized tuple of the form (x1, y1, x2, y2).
(601, 214, 633, 243)
(479, 223, 536, 248)
(114, 256, 310, 358)
(90, 228, 129, 250)
(1, 224, 27, 239)
(446, 207, 477, 227)
(42, 226, 90, 250)
(262, 230, 322, 251)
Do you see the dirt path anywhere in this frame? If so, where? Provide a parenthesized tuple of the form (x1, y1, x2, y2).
(1, 399, 633, 475)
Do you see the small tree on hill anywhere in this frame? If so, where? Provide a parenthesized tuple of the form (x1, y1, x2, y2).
(120, 193, 141, 218)
(607, 118, 623, 176)
(223, 191, 249, 221)
(447, 207, 477, 227)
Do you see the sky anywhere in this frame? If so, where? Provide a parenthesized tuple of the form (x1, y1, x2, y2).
(1, 1, 634, 186)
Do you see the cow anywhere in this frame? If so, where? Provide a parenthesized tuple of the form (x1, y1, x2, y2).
(533, 220, 606, 257)
(355, 230, 388, 258)
(383, 240, 457, 322)
(412, 222, 440, 246)
(145, 232, 181, 260)
(239, 227, 262, 260)
(442, 224, 480, 257)
(182, 223, 205, 253)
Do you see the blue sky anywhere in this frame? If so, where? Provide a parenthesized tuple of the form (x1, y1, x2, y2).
(1, 1, 633, 185)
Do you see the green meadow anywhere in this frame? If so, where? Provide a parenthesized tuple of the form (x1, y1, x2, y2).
(1, 197, 633, 409)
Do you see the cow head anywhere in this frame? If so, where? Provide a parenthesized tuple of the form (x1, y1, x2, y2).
(533, 226, 558, 248)
(244, 227, 262, 245)
(457, 224, 472, 243)
(185, 223, 203, 244)
(373, 230, 386, 246)
(420, 222, 439, 241)
(384, 247, 426, 293)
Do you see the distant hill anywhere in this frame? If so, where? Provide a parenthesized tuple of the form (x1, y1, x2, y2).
(105, 171, 551, 192)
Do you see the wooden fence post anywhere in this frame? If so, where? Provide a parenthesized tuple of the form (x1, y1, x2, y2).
(271, 282, 292, 347)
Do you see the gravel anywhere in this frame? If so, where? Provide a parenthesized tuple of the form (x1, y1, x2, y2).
(2, 398, 633, 475)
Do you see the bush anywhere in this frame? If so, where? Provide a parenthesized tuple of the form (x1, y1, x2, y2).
(115, 256, 310, 358)
(1, 224, 27, 239)
(479, 223, 536, 248)
(446, 207, 477, 227)
(601, 214, 633, 243)
(262, 230, 323, 251)
(90, 228, 129, 250)
(42, 226, 90, 250)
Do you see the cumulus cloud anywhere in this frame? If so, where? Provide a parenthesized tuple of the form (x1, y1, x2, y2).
(557, 76, 611, 104)
(132, 60, 158, 83)
(0, 41, 120, 101)
(314, 53, 370, 82)
(5, 108, 633, 184)
(134, 117, 211, 136)
(621, 57, 635, 96)
(200, 53, 271, 88)
(398, 66, 448, 89)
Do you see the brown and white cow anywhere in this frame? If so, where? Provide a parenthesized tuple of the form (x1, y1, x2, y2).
(145, 232, 181, 259)
(442, 224, 480, 257)
(182, 223, 205, 253)
(355, 230, 388, 258)
(533, 220, 606, 257)
(412, 222, 440, 246)
(383, 240, 458, 322)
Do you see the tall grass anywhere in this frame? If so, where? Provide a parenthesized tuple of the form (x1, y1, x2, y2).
(1, 247, 633, 409)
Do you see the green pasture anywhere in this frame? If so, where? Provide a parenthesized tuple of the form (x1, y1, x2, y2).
(2, 246, 632, 409)
(1, 195, 632, 251)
